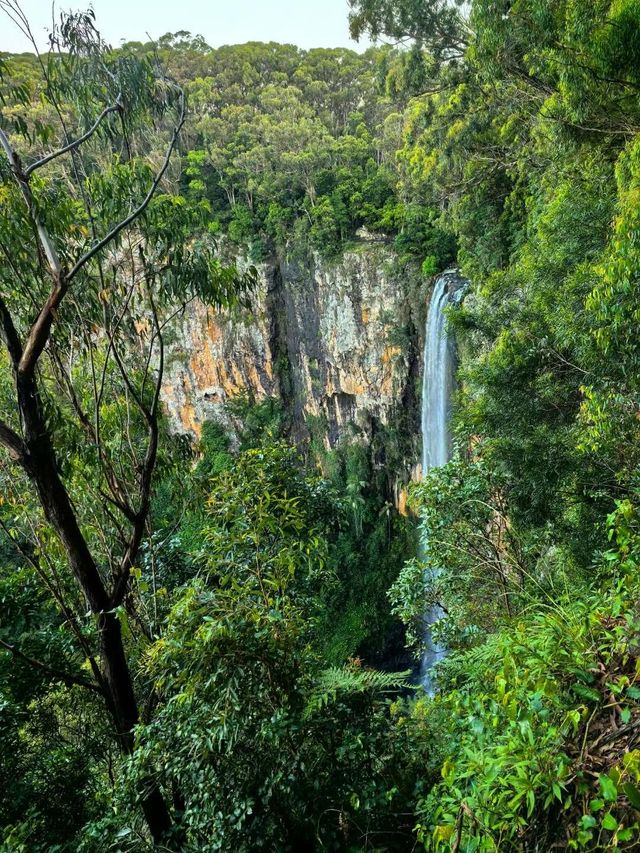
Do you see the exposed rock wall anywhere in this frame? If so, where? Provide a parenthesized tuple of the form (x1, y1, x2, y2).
(162, 242, 426, 474)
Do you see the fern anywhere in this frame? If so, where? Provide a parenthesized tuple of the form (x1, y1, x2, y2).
(304, 665, 411, 718)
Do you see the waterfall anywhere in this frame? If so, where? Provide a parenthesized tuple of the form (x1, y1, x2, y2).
(419, 271, 457, 691)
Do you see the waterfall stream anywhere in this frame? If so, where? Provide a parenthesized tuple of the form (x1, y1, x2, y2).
(419, 271, 457, 692)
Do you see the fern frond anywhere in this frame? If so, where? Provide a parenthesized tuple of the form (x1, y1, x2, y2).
(304, 666, 411, 718)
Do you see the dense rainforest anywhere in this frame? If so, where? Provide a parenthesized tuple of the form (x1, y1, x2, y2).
(2, 0, 640, 849)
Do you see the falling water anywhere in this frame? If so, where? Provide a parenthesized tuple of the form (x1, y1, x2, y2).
(419, 271, 457, 692)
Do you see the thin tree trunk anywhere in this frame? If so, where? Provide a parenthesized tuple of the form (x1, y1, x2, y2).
(17, 372, 174, 845)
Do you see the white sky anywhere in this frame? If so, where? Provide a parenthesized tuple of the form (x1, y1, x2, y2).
(0, 0, 371, 52)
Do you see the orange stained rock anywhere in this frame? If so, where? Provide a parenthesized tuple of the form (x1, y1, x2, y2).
(134, 318, 151, 338)
(397, 488, 409, 517)
(161, 382, 175, 403)
(247, 362, 267, 397)
(205, 311, 222, 344)
(340, 374, 366, 396)
(380, 373, 394, 398)
(382, 345, 402, 363)
(230, 362, 246, 393)
(264, 354, 273, 381)
(179, 401, 200, 437)
(188, 333, 216, 386)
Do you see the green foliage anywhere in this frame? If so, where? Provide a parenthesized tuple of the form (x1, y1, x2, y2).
(195, 420, 233, 479)
(172, 41, 455, 262)
(227, 392, 285, 449)
(375, 501, 640, 851)
(98, 444, 419, 851)
(309, 427, 417, 664)
(348, 0, 470, 67)
(0, 549, 106, 851)
(413, 564, 640, 851)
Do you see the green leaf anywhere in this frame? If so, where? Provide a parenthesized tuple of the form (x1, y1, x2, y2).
(572, 684, 601, 703)
(526, 789, 535, 816)
(623, 782, 640, 809)
(599, 774, 618, 802)
(601, 812, 617, 831)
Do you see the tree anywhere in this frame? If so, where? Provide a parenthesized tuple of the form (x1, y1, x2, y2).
(348, 0, 471, 64)
(0, 4, 252, 843)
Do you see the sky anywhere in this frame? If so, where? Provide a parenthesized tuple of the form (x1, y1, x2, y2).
(0, 0, 371, 53)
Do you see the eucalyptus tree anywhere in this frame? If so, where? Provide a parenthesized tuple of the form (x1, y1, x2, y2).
(0, 3, 252, 843)
(348, 0, 472, 64)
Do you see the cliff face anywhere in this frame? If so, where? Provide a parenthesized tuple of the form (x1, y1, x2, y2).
(162, 242, 425, 473)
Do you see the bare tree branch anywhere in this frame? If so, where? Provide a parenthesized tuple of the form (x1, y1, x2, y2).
(0, 418, 26, 461)
(111, 288, 163, 608)
(0, 638, 103, 694)
(65, 86, 186, 285)
(0, 127, 62, 276)
(0, 293, 23, 366)
(25, 99, 123, 177)
(2, 88, 184, 382)
(17, 279, 67, 378)
(48, 342, 137, 521)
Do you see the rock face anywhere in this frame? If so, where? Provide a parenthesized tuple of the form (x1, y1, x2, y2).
(162, 243, 426, 468)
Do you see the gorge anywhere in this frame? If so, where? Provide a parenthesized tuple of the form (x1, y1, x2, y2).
(3, 1, 640, 849)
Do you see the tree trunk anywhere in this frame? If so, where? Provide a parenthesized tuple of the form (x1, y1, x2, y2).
(99, 612, 173, 843)
(17, 372, 174, 845)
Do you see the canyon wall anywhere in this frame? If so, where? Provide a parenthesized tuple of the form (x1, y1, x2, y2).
(162, 241, 426, 481)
